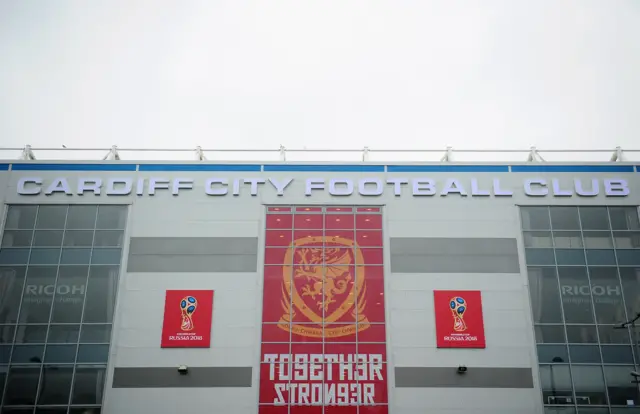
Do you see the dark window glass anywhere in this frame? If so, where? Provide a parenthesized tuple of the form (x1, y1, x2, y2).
(554, 231, 583, 249)
(588, 267, 626, 324)
(66, 206, 98, 229)
(69, 409, 102, 414)
(3, 409, 39, 414)
(604, 365, 640, 406)
(598, 325, 631, 344)
(566, 325, 597, 343)
(558, 267, 595, 323)
(619, 268, 640, 319)
(83, 266, 119, 323)
(617, 250, 640, 266)
(63, 230, 94, 247)
(524, 231, 553, 248)
(1, 230, 33, 247)
(77, 344, 109, 363)
(51, 266, 88, 323)
(60, 248, 91, 265)
(44, 344, 78, 364)
(19, 266, 57, 323)
(537, 345, 568, 363)
(93, 231, 124, 248)
(36, 206, 67, 229)
(522, 207, 550, 230)
(526, 249, 556, 265)
(551, 207, 580, 230)
(609, 207, 640, 230)
(568, 345, 601, 363)
(0, 366, 5, 403)
(0, 248, 30, 264)
(47, 325, 80, 344)
(556, 249, 586, 266)
(14, 325, 48, 343)
(96, 206, 127, 229)
(4, 366, 41, 405)
(0, 324, 16, 343)
(29, 248, 61, 265)
(6, 205, 38, 229)
(539, 364, 573, 404)
(38, 365, 74, 405)
(91, 249, 122, 265)
(528, 267, 563, 323)
(36, 408, 69, 414)
(571, 365, 607, 405)
(11, 344, 44, 364)
(585, 249, 617, 266)
(613, 231, 640, 249)
(580, 207, 610, 230)
(0, 266, 27, 324)
(0, 344, 10, 363)
(32, 231, 64, 247)
(535, 325, 566, 343)
(80, 325, 112, 343)
(71, 366, 106, 404)
(583, 232, 613, 249)
(601, 345, 634, 364)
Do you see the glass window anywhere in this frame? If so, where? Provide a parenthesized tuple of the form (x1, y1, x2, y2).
(36, 206, 67, 229)
(38, 365, 74, 405)
(0, 266, 27, 324)
(29, 248, 61, 265)
(566, 325, 598, 343)
(96, 206, 127, 229)
(80, 325, 112, 343)
(604, 366, 640, 406)
(91, 249, 122, 265)
(551, 207, 581, 230)
(19, 266, 58, 323)
(93, 231, 123, 248)
(64, 230, 94, 247)
(47, 325, 80, 344)
(609, 207, 640, 230)
(71, 366, 106, 404)
(4, 366, 41, 405)
(77, 344, 109, 363)
(588, 267, 626, 324)
(32, 231, 64, 247)
(558, 267, 595, 324)
(526, 249, 556, 265)
(11, 344, 45, 363)
(535, 325, 566, 343)
(556, 249, 586, 266)
(60, 248, 91, 265)
(0, 325, 16, 343)
(69, 409, 102, 414)
(1, 230, 33, 247)
(617, 250, 640, 266)
(598, 325, 631, 344)
(0, 248, 30, 264)
(545, 408, 576, 414)
(524, 231, 553, 248)
(539, 364, 573, 404)
(554, 231, 584, 249)
(66, 206, 98, 229)
(44, 344, 78, 364)
(619, 268, 640, 318)
(583, 232, 613, 249)
(568, 345, 601, 363)
(537, 345, 569, 363)
(0, 344, 11, 363)
(613, 231, 640, 249)
(14, 325, 48, 343)
(580, 207, 610, 230)
(571, 365, 607, 405)
(36, 408, 69, 414)
(528, 267, 563, 323)
(51, 266, 88, 323)
(522, 207, 551, 230)
(585, 250, 617, 266)
(83, 266, 119, 323)
(6, 205, 38, 229)
(601, 345, 634, 364)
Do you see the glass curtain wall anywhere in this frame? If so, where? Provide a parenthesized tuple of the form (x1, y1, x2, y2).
(0, 205, 127, 414)
(522, 206, 640, 414)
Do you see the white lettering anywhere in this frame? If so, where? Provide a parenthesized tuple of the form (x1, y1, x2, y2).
(552, 179, 572, 197)
(243, 178, 265, 196)
(412, 179, 435, 196)
(148, 178, 170, 195)
(493, 178, 513, 196)
(45, 178, 72, 195)
(306, 178, 325, 196)
(441, 178, 467, 196)
(386, 178, 408, 196)
(358, 179, 383, 196)
(470, 179, 490, 196)
(329, 179, 354, 196)
(575, 178, 599, 197)
(77, 178, 102, 195)
(232, 179, 241, 196)
(172, 179, 193, 195)
(268, 178, 293, 196)
(605, 179, 629, 197)
(106, 178, 132, 195)
(524, 179, 548, 196)
(17, 178, 42, 195)
(136, 178, 144, 196)
(205, 178, 228, 195)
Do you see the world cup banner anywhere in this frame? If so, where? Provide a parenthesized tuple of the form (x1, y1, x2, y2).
(433, 290, 486, 349)
(161, 290, 214, 348)
(260, 206, 388, 414)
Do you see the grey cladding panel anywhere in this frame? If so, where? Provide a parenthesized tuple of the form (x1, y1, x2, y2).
(395, 367, 533, 388)
(112, 367, 252, 388)
(390, 237, 520, 273)
(127, 237, 258, 272)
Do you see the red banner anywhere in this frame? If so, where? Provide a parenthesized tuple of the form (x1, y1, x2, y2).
(434, 290, 486, 348)
(161, 290, 214, 348)
(260, 206, 388, 414)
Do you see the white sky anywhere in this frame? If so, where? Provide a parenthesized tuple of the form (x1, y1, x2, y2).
(1, 0, 639, 162)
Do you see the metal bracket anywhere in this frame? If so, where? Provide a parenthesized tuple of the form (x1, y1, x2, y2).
(610, 146, 624, 162)
(102, 145, 121, 161)
(526, 146, 545, 162)
(440, 146, 453, 162)
(195, 146, 206, 161)
(362, 146, 370, 162)
(20, 145, 36, 160)
(279, 145, 286, 162)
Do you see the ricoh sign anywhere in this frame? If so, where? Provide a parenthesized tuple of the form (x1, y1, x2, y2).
(16, 176, 631, 197)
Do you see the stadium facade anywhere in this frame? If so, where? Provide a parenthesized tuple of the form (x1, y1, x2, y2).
(0, 158, 639, 414)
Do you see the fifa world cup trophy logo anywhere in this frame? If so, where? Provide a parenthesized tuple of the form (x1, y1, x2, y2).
(450, 296, 467, 332)
(180, 296, 198, 331)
